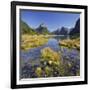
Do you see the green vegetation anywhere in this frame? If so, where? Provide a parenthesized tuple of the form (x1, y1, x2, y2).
(21, 20, 50, 35)
(20, 21, 51, 51)
(41, 47, 61, 66)
(39, 47, 75, 77)
(40, 47, 68, 77)
(20, 18, 80, 78)
(44, 66, 53, 77)
(59, 38, 80, 50)
(35, 67, 42, 77)
(76, 70, 80, 76)
(21, 20, 37, 35)
(21, 35, 49, 51)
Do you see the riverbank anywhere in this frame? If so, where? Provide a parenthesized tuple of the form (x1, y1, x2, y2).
(21, 34, 50, 50)
(20, 35, 80, 78)
(21, 34, 80, 51)
(59, 38, 80, 50)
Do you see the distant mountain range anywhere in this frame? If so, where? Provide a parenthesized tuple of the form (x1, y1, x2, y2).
(52, 27, 69, 35)
(21, 18, 80, 35)
(52, 18, 80, 35)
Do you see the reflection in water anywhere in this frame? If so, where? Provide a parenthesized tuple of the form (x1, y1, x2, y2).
(20, 35, 80, 78)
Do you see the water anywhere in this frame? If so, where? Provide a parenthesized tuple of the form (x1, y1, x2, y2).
(20, 35, 80, 78)
(21, 36, 66, 62)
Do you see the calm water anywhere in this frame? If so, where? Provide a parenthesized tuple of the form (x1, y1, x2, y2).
(20, 36, 80, 78)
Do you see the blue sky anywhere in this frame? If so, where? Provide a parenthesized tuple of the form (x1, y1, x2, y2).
(20, 10, 80, 32)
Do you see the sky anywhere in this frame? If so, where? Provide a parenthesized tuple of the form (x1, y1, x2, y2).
(20, 10, 80, 32)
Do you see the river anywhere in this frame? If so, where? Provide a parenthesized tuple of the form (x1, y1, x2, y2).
(20, 35, 80, 78)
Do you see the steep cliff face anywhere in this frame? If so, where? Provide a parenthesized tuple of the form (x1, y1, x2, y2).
(69, 18, 80, 35)
(52, 18, 80, 35)
(36, 23, 49, 34)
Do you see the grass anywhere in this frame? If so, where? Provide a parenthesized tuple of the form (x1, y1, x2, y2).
(40, 47, 69, 77)
(35, 47, 62, 77)
(40, 47, 77, 77)
(35, 67, 42, 77)
(59, 38, 80, 50)
(21, 34, 49, 51)
(21, 35, 80, 77)
(41, 47, 61, 66)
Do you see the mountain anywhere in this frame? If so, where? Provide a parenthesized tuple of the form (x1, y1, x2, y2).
(52, 27, 68, 35)
(59, 27, 68, 35)
(69, 18, 80, 35)
(21, 18, 80, 35)
(35, 23, 49, 34)
(52, 28, 61, 35)
(20, 20, 36, 34)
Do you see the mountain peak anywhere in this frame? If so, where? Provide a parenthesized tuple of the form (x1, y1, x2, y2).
(36, 23, 49, 34)
(39, 23, 46, 28)
(52, 27, 68, 35)
(69, 18, 80, 35)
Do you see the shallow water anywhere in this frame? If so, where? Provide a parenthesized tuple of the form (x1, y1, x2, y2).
(20, 36, 80, 78)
